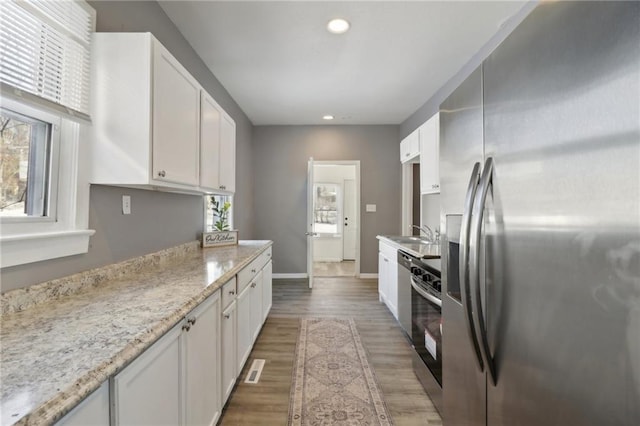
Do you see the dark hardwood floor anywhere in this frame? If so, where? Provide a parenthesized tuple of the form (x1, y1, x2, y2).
(220, 277, 442, 425)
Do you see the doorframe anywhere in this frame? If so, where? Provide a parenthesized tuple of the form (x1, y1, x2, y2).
(308, 160, 361, 278)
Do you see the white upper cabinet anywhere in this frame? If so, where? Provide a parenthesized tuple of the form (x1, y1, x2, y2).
(200, 92, 222, 190)
(400, 128, 420, 163)
(91, 33, 234, 194)
(200, 92, 236, 193)
(152, 41, 200, 186)
(219, 113, 236, 193)
(420, 112, 440, 194)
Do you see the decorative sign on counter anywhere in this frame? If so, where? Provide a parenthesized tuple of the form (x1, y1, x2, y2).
(202, 230, 238, 247)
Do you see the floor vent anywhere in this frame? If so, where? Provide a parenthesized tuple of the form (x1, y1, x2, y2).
(244, 359, 266, 384)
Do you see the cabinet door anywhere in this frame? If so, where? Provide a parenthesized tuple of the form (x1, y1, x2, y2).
(387, 258, 399, 320)
(221, 300, 237, 404)
(400, 129, 419, 163)
(152, 40, 200, 186)
(236, 284, 252, 372)
(378, 252, 388, 303)
(184, 292, 221, 426)
(249, 270, 264, 344)
(55, 382, 109, 426)
(420, 112, 440, 194)
(219, 113, 236, 193)
(262, 261, 272, 323)
(113, 323, 182, 425)
(200, 92, 222, 190)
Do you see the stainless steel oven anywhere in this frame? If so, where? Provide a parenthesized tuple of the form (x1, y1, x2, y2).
(410, 257, 443, 415)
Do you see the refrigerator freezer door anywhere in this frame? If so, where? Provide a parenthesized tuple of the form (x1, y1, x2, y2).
(483, 2, 640, 425)
(440, 66, 486, 426)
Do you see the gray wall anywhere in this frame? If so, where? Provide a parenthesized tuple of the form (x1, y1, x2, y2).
(400, 1, 537, 138)
(1, 1, 254, 291)
(252, 125, 401, 275)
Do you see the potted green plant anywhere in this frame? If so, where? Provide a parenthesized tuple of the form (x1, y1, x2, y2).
(202, 196, 238, 247)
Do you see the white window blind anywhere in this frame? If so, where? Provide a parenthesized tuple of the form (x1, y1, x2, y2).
(0, 0, 95, 120)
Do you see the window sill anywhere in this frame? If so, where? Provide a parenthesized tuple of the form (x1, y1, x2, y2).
(0, 229, 95, 268)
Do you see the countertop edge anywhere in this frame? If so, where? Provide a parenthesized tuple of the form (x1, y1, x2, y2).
(12, 241, 273, 426)
(376, 235, 441, 260)
(376, 235, 422, 258)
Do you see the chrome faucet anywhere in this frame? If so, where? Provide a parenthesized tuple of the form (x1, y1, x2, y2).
(411, 225, 438, 242)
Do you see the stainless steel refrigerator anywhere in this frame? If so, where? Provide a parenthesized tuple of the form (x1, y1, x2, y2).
(440, 2, 640, 425)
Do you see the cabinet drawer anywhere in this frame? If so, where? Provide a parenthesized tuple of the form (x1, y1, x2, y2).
(221, 277, 237, 309)
(237, 247, 272, 293)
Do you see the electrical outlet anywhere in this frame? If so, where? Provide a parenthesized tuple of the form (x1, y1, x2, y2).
(366, 204, 377, 212)
(122, 195, 131, 215)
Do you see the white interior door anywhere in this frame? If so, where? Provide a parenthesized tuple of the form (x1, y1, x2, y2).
(306, 158, 316, 289)
(343, 179, 357, 260)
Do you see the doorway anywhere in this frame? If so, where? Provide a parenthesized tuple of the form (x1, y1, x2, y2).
(307, 161, 360, 283)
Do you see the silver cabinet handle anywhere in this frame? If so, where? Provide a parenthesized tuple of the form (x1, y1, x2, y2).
(157, 170, 166, 178)
(187, 317, 196, 326)
(224, 313, 230, 319)
(219, 185, 226, 190)
(469, 157, 497, 385)
(305, 231, 318, 236)
(251, 282, 256, 288)
(229, 290, 235, 295)
(182, 324, 191, 332)
(251, 269, 256, 273)
(459, 161, 484, 372)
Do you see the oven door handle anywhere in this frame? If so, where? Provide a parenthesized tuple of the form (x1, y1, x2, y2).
(459, 162, 485, 372)
(411, 277, 442, 307)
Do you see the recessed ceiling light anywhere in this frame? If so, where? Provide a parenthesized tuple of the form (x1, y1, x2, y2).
(322, 115, 335, 120)
(327, 18, 350, 34)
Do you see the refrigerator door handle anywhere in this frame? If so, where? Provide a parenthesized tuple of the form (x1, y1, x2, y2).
(459, 161, 485, 372)
(469, 157, 497, 385)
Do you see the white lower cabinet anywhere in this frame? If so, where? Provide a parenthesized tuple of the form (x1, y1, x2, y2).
(378, 252, 389, 303)
(235, 256, 272, 375)
(221, 300, 237, 404)
(112, 291, 221, 426)
(262, 261, 273, 322)
(236, 283, 252, 373)
(184, 292, 221, 426)
(378, 241, 398, 319)
(249, 270, 264, 344)
(55, 382, 109, 426)
(112, 322, 182, 425)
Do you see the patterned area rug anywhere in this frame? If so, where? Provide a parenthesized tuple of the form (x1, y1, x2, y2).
(288, 318, 393, 425)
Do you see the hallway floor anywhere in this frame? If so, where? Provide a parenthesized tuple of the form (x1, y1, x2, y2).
(312, 260, 355, 277)
(219, 277, 442, 425)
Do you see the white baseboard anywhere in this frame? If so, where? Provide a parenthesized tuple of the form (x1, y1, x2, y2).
(314, 258, 343, 263)
(273, 273, 308, 279)
(359, 273, 378, 279)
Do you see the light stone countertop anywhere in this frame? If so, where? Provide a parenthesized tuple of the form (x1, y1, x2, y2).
(376, 235, 441, 259)
(0, 240, 272, 426)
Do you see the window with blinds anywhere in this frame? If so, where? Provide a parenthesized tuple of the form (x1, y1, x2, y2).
(0, 0, 95, 119)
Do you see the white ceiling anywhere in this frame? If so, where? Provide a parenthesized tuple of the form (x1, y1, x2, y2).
(159, 1, 527, 126)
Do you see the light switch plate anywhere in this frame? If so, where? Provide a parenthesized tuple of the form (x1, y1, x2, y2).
(366, 204, 376, 212)
(122, 195, 131, 215)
